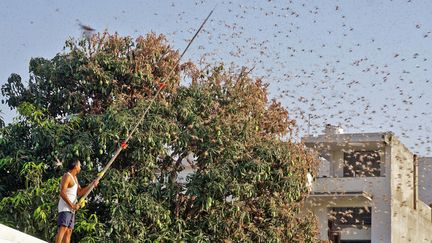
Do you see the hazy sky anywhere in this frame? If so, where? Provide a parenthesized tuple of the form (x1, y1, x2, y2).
(1, 0, 431, 155)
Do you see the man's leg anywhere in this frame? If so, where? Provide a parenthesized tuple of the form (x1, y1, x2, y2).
(55, 226, 68, 243)
(63, 228, 73, 243)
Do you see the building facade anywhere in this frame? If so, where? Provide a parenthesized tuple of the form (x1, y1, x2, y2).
(303, 126, 432, 242)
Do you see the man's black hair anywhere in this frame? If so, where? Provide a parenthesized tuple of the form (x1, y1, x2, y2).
(67, 158, 80, 171)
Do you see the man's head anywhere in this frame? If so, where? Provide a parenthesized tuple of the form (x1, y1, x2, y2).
(67, 158, 81, 173)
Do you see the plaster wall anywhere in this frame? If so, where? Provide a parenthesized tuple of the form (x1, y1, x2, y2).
(307, 196, 390, 242)
(0, 224, 47, 243)
(306, 135, 391, 242)
(390, 141, 432, 243)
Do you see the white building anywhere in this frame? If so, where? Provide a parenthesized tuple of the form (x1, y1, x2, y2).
(303, 125, 432, 243)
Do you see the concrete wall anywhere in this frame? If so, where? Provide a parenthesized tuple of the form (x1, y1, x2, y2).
(390, 138, 415, 242)
(317, 157, 331, 177)
(304, 134, 388, 179)
(417, 201, 432, 242)
(306, 197, 373, 241)
(306, 136, 392, 242)
(389, 138, 432, 243)
(309, 176, 391, 242)
(305, 133, 432, 242)
(390, 201, 432, 242)
(0, 224, 47, 243)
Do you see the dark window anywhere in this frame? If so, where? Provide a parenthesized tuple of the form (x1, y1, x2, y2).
(343, 151, 381, 177)
(330, 207, 372, 229)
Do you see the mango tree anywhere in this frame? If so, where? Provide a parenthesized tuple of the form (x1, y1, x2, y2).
(0, 32, 318, 242)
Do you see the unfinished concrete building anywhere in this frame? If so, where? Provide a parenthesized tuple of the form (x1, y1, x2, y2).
(304, 125, 432, 243)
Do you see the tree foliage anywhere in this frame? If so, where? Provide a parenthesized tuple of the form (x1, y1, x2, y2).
(0, 32, 318, 242)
